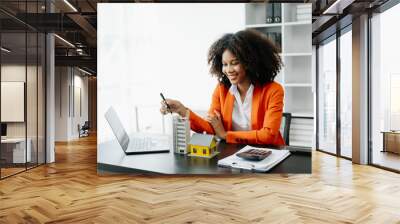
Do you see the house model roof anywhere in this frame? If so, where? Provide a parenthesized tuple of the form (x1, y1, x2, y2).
(189, 133, 215, 146)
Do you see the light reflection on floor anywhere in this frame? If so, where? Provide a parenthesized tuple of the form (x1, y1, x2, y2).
(372, 150, 400, 171)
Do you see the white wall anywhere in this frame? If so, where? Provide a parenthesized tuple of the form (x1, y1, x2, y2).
(55, 67, 68, 141)
(73, 73, 89, 137)
(1, 65, 38, 138)
(1, 64, 46, 163)
(98, 3, 245, 144)
(55, 67, 89, 141)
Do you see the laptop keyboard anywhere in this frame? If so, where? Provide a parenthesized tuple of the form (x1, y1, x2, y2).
(130, 137, 158, 150)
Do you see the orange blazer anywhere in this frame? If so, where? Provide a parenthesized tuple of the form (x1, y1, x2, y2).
(188, 81, 285, 146)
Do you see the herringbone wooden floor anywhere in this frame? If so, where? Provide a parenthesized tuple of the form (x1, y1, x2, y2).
(1, 135, 400, 224)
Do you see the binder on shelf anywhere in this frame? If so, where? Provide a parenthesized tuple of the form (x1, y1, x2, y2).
(276, 32, 281, 49)
(217, 145, 290, 172)
(266, 32, 281, 50)
(273, 3, 281, 23)
(266, 4, 274, 23)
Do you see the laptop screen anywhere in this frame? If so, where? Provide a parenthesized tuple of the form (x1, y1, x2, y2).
(104, 107, 130, 151)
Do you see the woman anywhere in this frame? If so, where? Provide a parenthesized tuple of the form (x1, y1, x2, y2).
(160, 29, 285, 146)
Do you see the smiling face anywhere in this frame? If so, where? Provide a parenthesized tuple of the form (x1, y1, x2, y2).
(222, 49, 249, 86)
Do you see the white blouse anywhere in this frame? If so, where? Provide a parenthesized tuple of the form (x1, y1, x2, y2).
(229, 84, 254, 131)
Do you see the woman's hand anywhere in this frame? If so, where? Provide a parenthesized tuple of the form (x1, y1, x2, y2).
(160, 99, 188, 117)
(206, 110, 227, 140)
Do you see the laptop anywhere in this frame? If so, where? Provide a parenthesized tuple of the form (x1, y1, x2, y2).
(104, 106, 170, 155)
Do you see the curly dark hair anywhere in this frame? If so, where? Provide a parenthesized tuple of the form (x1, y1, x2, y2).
(207, 29, 282, 87)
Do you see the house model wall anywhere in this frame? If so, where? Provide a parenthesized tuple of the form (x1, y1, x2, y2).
(189, 133, 219, 158)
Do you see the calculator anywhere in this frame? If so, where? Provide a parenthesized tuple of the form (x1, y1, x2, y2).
(236, 148, 272, 161)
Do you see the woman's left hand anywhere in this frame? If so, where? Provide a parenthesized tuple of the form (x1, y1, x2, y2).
(205, 110, 227, 140)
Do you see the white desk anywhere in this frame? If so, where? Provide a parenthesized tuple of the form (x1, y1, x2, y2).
(1, 138, 31, 163)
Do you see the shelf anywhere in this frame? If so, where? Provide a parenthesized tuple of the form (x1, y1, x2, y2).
(251, 26, 281, 33)
(284, 88, 313, 116)
(285, 83, 312, 87)
(283, 56, 312, 84)
(283, 21, 311, 26)
(291, 117, 314, 129)
(283, 3, 312, 23)
(246, 23, 282, 28)
(289, 116, 313, 147)
(245, 3, 313, 148)
(289, 140, 313, 147)
(282, 53, 312, 57)
(291, 124, 314, 132)
(283, 25, 312, 54)
(290, 112, 314, 117)
(251, 26, 282, 52)
(245, 3, 271, 25)
(275, 71, 283, 83)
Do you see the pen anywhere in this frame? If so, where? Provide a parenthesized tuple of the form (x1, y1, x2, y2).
(160, 93, 172, 114)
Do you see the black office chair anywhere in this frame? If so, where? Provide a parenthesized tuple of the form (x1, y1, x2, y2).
(280, 113, 292, 145)
(79, 121, 90, 138)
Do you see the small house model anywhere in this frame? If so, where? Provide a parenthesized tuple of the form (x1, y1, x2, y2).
(188, 133, 218, 158)
(172, 115, 190, 154)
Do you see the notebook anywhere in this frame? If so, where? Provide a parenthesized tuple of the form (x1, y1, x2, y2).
(217, 145, 290, 172)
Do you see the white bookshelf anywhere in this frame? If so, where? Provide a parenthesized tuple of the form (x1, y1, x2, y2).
(245, 3, 314, 147)
(246, 23, 282, 28)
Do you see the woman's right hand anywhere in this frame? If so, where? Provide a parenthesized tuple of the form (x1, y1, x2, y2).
(160, 99, 188, 117)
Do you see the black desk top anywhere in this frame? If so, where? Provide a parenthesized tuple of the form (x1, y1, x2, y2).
(97, 139, 311, 174)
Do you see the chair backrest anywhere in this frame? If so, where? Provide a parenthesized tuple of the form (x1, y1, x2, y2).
(280, 113, 292, 145)
(82, 121, 90, 129)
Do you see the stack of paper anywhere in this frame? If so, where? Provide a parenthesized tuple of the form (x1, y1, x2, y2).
(296, 4, 312, 22)
(217, 145, 290, 172)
